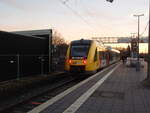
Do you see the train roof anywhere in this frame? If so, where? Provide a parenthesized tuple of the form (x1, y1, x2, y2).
(70, 39, 120, 53)
(71, 39, 92, 45)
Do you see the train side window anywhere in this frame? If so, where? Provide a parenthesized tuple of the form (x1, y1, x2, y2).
(94, 48, 97, 61)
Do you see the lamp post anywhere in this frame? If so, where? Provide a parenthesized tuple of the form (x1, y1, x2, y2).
(130, 33, 137, 58)
(147, 0, 150, 80)
(106, 0, 113, 3)
(106, 0, 150, 81)
(131, 33, 137, 39)
(133, 14, 144, 71)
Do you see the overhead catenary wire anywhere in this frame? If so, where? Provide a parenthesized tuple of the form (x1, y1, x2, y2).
(76, 0, 111, 30)
(140, 21, 149, 37)
(77, 0, 115, 46)
(59, 0, 105, 46)
(59, 0, 97, 31)
(63, 0, 70, 4)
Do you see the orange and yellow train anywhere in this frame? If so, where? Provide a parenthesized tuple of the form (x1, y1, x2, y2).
(65, 39, 120, 74)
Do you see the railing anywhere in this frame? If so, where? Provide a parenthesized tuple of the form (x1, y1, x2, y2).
(0, 54, 65, 82)
(0, 54, 49, 82)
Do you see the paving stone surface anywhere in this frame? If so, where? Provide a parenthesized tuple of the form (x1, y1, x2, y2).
(40, 64, 116, 113)
(76, 63, 149, 113)
(39, 62, 150, 113)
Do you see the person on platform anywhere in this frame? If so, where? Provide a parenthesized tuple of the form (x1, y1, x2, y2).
(122, 56, 125, 64)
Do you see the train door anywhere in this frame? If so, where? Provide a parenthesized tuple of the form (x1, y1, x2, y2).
(94, 48, 99, 70)
(106, 51, 110, 65)
(99, 51, 102, 68)
(102, 51, 107, 67)
(99, 51, 107, 68)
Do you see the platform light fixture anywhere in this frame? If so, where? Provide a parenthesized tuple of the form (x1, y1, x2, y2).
(133, 14, 144, 71)
(147, 0, 150, 80)
(105, 0, 150, 82)
(106, 0, 114, 3)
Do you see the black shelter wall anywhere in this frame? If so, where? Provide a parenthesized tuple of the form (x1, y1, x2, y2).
(0, 31, 49, 82)
(0, 31, 48, 55)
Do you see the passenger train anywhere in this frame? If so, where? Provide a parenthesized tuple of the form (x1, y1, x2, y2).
(65, 39, 120, 74)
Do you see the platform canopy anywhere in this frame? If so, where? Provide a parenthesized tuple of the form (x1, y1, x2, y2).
(12, 29, 52, 38)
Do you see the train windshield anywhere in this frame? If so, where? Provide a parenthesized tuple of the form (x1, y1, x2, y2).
(71, 45, 90, 57)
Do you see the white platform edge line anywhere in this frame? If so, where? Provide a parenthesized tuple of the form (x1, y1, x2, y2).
(63, 63, 121, 113)
(28, 63, 118, 113)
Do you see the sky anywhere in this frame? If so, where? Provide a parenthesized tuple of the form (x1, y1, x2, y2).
(0, 0, 149, 42)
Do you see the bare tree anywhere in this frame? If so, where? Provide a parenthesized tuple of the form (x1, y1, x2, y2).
(52, 30, 66, 45)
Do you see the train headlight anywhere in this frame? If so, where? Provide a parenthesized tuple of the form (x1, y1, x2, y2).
(68, 59, 72, 64)
(83, 59, 87, 64)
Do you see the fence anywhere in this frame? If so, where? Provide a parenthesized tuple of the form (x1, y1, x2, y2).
(0, 54, 50, 82)
(0, 45, 67, 82)
(0, 54, 66, 82)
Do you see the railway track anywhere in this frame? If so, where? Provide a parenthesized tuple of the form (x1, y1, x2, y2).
(1, 73, 87, 113)
(1, 62, 119, 113)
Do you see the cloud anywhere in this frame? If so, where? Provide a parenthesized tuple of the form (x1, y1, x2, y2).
(0, 0, 37, 12)
(0, 0, 23, 10)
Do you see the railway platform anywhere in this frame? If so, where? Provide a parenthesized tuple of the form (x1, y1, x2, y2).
(28, 62, 150, 113)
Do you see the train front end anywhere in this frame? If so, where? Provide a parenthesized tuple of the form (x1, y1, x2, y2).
(65, 39, 94, 74)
